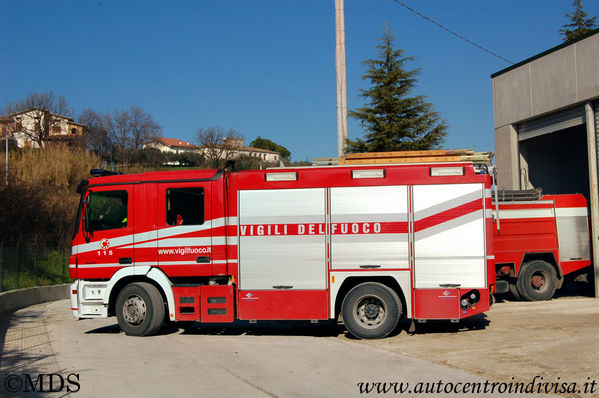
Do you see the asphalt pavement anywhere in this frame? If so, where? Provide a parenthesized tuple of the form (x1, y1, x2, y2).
(0, 300, 561, 397)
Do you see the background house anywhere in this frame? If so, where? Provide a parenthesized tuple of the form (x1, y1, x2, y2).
(145, 136, 281, 163)
(0, 109, 84, 148)
(144, 137, 198, 154)
(223, 138, 281, 163)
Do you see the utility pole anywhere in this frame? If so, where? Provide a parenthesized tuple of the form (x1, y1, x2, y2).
(335, 0, 348, 158)
(5, 120, 9, 186)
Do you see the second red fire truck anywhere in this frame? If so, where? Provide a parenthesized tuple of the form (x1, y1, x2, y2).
(70, 162, 495, 338)
(493, 192, 591, 301)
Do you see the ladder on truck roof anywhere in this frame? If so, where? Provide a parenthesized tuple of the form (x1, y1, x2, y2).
(495, 188, 543, 202)
(312, 149, 494, 166)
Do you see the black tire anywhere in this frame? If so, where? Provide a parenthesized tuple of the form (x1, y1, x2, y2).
(115, 282, 165, 336)
(508, 282, 521, 300)
(341, 282, 402, 339)
(516, 260, 557, 301)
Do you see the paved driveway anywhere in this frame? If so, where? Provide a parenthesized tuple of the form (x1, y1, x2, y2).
(0, 300, 560, 398)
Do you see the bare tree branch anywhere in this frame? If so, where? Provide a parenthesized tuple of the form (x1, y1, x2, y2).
(196, 126, 242, 168)
(79, 109, 112, 156)
(128, 105, 162, 150)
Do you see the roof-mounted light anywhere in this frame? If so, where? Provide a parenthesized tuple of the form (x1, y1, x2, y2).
(265, 172, 297, 182)
(430, 167, 464, 176)
(90, 169, 122, 177)
(351, 169, 385, 179)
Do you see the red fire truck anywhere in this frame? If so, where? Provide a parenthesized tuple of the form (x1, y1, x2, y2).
(493, 192, 591, 301)
(70, 163, 496, 338)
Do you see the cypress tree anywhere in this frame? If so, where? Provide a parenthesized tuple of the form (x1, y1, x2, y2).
(348, 29, 447, 153)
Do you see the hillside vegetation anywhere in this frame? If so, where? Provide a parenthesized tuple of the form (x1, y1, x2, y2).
(0, 147, 100, 249)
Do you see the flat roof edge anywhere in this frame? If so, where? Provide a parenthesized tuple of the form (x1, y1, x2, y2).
(491, 28, 599, 79)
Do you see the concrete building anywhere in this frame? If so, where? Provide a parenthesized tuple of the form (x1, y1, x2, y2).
(492, 29, 599, 293)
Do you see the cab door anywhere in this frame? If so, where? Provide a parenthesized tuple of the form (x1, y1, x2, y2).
(156, 182, 213, 277)
(77, 186, 135, 279)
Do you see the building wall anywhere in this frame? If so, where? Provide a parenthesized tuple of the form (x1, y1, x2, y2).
(229, 149, 280, 163)
(492, 32, 599, 189)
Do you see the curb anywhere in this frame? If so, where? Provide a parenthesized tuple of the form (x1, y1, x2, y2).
(0, 284, 70, 314)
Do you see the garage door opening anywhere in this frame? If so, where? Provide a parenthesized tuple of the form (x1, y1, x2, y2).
(519, 124, 590, 200)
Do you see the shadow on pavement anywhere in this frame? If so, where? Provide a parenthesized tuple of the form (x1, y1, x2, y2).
(85, 319, 345, 338)
(0, 309, 60, 373)
(180, 320, 344, 337)
(83, 315, 490, 339)
(406, 313, 490, 335)
(0, 308, 73, 397)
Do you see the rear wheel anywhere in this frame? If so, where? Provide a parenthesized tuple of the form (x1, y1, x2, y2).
(116, 282, 165, 336)
(341, 282, 402, 339)
(516, 260, 557, 301)
(508, 282, 521, 300)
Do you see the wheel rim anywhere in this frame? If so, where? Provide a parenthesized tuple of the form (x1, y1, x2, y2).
(122, 294, 147, 326)
(530, 270, 547, 292)
(353, 295, 386, 329)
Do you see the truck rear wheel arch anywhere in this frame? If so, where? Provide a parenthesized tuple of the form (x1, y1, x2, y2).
(334, 276, 406, 322)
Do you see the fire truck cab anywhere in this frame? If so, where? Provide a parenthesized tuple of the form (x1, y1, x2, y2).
(70, 163, 495, 339)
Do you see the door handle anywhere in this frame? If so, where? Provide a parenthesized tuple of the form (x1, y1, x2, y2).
(272, 285, 293, 289)
(119, 257, 133, 265)
(359, 265, 381, 269)
(196, 256, 211, 263)
(439, 283, 461, 288)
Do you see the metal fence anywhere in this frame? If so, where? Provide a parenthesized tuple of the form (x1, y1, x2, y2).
(0, 243, 71, 292)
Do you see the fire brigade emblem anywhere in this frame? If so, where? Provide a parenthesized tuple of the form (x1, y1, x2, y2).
(100, 239, 111, 250)
(242, 292, 258, 301)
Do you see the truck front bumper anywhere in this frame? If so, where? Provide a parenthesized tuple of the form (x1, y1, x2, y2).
(70, 280, 109, 319)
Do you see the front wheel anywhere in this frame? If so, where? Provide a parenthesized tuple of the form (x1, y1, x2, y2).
(516, 260, 557, 301)
(116, 282, 165, 336)
(341, 282, 402, 339)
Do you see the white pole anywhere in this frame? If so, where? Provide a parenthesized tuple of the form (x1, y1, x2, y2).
(335, 0, 348, 158)
(585, 102, 599, 299)
(5, 121, 9, 186)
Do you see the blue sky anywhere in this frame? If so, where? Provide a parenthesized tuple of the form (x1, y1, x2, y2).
(2, 0, 598, 161)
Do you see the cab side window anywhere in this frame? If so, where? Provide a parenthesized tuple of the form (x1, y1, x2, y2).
(87, 190, 128, 231)
(166, 187, 204, 226)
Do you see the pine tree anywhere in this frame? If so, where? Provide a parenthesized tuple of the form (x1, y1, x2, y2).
(347, 29, 447, 153)
(250, 136, 291, 159)
(560, 0, 597, 42)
